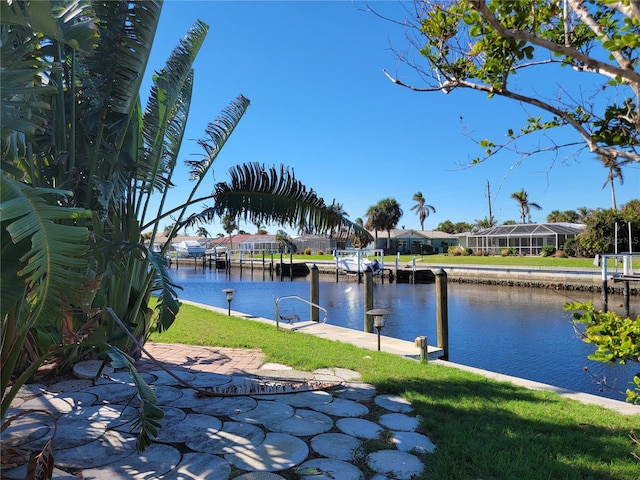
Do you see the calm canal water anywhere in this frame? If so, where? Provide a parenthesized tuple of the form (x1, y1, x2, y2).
(170, 266, 639, 402)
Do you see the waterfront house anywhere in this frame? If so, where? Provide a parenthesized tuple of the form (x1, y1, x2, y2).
(463, 223, 585, 255)
(371, 229, 459, 254)
(292, 234, 349, 254)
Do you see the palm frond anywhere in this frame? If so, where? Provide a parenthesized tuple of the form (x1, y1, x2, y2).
(0, 175, 92, 327)
(87, 0, 161, 116)
(197, 163, 369, 239)
(188, 95, 251, 180)
(165, 95, 250, 236)
(105, 346, 164, 453)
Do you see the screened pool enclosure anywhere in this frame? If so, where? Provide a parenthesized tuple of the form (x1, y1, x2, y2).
(464, 223, 585, 255)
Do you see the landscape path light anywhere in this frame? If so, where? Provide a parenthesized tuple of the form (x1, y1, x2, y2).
(366, 308, 389, 351)
(222, 288, 236, 316)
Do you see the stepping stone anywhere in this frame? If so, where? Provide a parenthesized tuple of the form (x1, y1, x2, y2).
(189, 371, 233, 387)
(81, 443, 181, 479)
(27, 418, 106, 451)
(73, 359, 113, 379)
(283, 390, 333, 407)
(17, 392, 97, 417)
(148, 369, 197, 386)
(187, 421, 264, 454)
(336, 418, 383, 440)
(152, 385, 184, 405)
(155, 413, 222, 444)
(310, 397, 369, 417)
(191, 396, 257, 416)
(234, 473, 285, 480)
(113, 406, 186, 435)
(45, 378, 93, 393)
(230, 400, 294, 425)
(85, 383, 138, 404)
(1, 411, 51, 447)
(313, 367, 361, 381)
(392, 431, 436, 454)
(374, 394, 413, 413)
(297, 458, 364, 480)
(54, 430, 137, 469)
(66, 404, 137, 428)
(225, 433, 308, 472)
(311, 433, 362, 461)
(169, 390, 223, 409)
(96, 371, 156, 386)
(378, 413, 419, 431)
(334, 382, 377, 401)
(2, 466, 78, 479)
(366, 450, 424, 479)
(266, 409, 333, 436)
(161, 452, 231, 479)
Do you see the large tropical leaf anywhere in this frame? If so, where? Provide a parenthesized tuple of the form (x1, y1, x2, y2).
(147, 250, 181, 333)
(193, 162, 371, 241)
(0, 0, 97, 52)
(0, 175, 92, 327)
(138, 18, 207, 222)
(141, 95, 251, 233)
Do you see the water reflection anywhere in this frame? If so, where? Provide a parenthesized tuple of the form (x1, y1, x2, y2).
(171, 267, 638, 402)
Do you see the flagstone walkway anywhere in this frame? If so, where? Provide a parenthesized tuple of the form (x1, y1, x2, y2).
(3, 343, 435, 479)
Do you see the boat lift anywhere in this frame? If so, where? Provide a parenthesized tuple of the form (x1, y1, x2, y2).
(596, 252, 639, 314)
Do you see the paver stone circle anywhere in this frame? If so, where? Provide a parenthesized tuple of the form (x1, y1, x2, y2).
(159, 452, 231, 480)
(297, 458, 364, 480)
(310, 432, 362, 461)
(366, 450, 424, 480)
(225, 432, 308, 472)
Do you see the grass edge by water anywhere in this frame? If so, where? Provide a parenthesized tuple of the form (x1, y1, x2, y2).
(150, 303, 640, 480)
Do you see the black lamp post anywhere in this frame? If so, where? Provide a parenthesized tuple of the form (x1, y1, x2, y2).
(366, 308, 389, 351)
(222, 288, 236, 316)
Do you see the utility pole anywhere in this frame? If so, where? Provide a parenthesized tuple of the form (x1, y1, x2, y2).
(486, 180, 494, 226)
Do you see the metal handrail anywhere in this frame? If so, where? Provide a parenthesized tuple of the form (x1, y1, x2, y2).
(274, 295, 328, 330)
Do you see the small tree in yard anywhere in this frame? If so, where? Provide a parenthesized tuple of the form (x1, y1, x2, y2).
(381, 1, 640, 171)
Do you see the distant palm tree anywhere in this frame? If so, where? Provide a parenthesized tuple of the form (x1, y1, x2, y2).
(222, 214, 238, 250)
(328, 201, 348, 237)
(196, 227, 210, 237)
(410, 192, 436, 230)
(365, 204, 383, 242)
(510, 189, 542, 223)
(597, 154, 624, 210)
(547, 210, 579, 223)
(576, 206, 592, 223)
(378, 198, 403, 251)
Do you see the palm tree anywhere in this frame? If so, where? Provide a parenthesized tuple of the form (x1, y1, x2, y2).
(221, 215, 238, 250)
(378, 198, 403, 251)
(365, 204, 384, 242)
(328, 200, 348, 237)
(597, 154, 624, 210)
(196, 227, 210, 238)
(510, 189, 542, 223)
(410, 192, 436, 230)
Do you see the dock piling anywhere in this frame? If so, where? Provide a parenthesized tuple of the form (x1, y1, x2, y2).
(436, 268, 449, 361)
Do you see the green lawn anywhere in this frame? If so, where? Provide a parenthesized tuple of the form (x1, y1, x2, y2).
(284, 253, 603, 268)
(150, 304, 640, 480)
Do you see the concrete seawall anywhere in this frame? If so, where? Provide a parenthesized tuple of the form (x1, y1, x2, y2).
(417, 263, 638, 295)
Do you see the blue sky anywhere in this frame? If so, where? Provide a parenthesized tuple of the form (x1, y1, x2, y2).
(145, 0, 639, 235)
